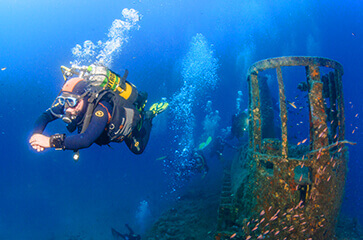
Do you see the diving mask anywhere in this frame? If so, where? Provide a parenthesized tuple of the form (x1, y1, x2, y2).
(56, 95, 81, 108)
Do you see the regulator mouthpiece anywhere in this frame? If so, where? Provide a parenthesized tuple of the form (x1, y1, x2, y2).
(62, 113, 77, 124)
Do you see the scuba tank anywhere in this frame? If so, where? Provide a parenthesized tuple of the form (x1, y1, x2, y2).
(61, 64, 139, 103)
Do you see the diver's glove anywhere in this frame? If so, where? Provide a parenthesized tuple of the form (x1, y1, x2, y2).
(50, 134, 66, 150)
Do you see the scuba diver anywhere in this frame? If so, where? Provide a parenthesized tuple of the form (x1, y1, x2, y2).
(231, 110, 249, 140)
(29, 65, 168, 158)
(190, 149, 209, 178)
(112, 224, 141, 240)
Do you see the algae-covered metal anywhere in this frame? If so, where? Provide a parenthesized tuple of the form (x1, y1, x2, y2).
(217, 56, 351, 240)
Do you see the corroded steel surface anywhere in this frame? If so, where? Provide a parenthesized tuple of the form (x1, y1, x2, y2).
(247, 56, 344, 76)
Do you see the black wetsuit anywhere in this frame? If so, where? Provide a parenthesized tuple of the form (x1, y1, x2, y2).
(33, 100, 152, 154)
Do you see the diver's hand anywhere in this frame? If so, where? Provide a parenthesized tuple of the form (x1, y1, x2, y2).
(29, 133, 50, 152)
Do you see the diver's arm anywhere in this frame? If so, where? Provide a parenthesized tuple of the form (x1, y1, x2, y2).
(60, 104, 109, 150)
(30, 105, 63, 152)
(32, 105, 63, 134)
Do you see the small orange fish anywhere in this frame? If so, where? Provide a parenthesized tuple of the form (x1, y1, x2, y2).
(246, 236, 251, 240)
(299, 175, 303, 182)
(352, 129, 355, 134)
(289, 101, 297, 109)
(1, 67, 6, 71)
(355, 114, 359, 117)
(260, 210, 265, 216)
(252, 226, 258, 231)
(327, 176, 331, 181)
(302, 138, 307, 144)
(230, 233, 237, 238)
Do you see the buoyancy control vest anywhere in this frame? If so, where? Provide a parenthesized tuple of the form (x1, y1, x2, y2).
(60, 64, 142, 142)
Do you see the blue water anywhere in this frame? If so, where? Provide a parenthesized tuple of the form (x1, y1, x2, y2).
(0, 0, 362, 238)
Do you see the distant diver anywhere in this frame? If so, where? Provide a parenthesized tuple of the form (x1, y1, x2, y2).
(231, 110, 249, 140)
(29, 64, 168, 159)
(112, 224, 141, 240)
(190, 149, 209, 178)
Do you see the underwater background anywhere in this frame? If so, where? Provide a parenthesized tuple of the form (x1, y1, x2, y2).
(0, 0, 361, 239)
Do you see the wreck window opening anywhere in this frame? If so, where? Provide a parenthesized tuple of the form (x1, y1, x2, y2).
(258, 70, 283, 157)
(258, 70, 282, 141)
(283, 67, 311, 158)
(297, 184, 311, 206)
(259, 160, 274, 177)
(294, 165, 311, 184)
(294, 165, 312, 206)
(320, 67, 340, 144)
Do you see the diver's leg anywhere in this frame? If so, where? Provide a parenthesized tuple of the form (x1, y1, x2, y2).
(111, 228, 127, 240)
(124, 118, 152, 155)
(125, 224, 135, 235)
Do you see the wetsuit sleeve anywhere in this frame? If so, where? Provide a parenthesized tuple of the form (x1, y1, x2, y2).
(33, 104, 63, 134)
(63, 103, 110, 150)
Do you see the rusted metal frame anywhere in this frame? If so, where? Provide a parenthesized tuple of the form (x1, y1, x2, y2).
(247, 76, 253, 149)
(250, 73, 262, 152)
(328, 72, 338, 142)
(306, 65, 329, 150)
(248, 56, 344, 76)
(335, 69, 345, 141)
(276, 66, 288, 159)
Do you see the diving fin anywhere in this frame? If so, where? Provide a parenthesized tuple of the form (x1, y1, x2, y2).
(149, 101, 169, 116)
(198, 136, 212, 150)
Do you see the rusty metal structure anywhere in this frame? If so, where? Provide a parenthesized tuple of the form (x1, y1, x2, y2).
(216, 56, 352, 239)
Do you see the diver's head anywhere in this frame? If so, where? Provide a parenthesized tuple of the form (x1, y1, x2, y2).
(56, 77, 89, 124)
